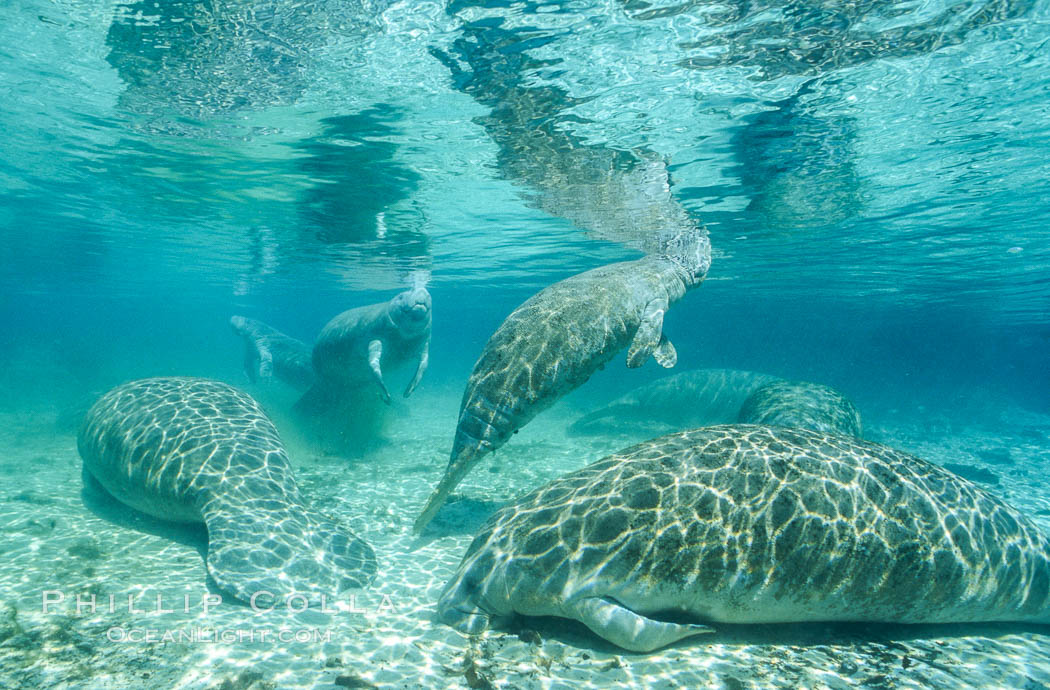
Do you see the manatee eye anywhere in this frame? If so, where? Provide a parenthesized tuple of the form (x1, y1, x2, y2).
(460, 569, 482, 595)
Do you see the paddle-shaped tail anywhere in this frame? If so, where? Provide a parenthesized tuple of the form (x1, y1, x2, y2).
(203, 498, 376, 604)
(414, 442, 485, 533)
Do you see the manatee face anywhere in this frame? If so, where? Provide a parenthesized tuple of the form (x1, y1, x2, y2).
(436, 569, 492, 634)
(437, 545, 504, 634)
(229, 315, 249, 335)
(662, 229, 711, 286)
(389, 286, 431, 336)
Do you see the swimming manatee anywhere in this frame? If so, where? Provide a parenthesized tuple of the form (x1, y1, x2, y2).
(415, 231, 710, 532)
(298, 283, 431, 412)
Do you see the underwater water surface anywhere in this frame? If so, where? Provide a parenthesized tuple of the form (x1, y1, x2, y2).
(2, 0, 1050, 687)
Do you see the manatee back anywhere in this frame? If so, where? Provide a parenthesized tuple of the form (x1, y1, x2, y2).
(737, 379, 863, 437)
(451, 425, 1050, 625)
(571, 368, 779, 434)
(79, 377, 378, 602)
(78, 377, 297, 522)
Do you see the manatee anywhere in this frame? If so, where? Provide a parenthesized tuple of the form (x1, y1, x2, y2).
(568, 368, 780, 436)
(300, 284, 431, 410)
(415, 235, 710, 533)
(229, 315, 315, 391)
(438, 425, 1050, 652)
(737, 379, 862, 437)
(77, 377, 376, 602)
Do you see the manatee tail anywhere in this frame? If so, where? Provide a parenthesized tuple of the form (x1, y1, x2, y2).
(203, 504, 376, 604)
(414, 443, 486, 534)
(413, 474, 458, 534)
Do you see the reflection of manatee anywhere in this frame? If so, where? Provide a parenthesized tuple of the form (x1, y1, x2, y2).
(737, 379, 863, 438)
(667, 0, 1033, 80)
(78, 377, 376, 602)
(105, 0, 379, 120)
(229, 316, 315, 391)
(439, 425, 1050, 652)
(296, 108, 429, 260)
(431, 22, 695, 257)
(569, 369, 780, 436)
(733, 80, 861, 231)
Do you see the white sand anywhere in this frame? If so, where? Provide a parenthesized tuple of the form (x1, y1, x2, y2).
(1, 385, 1049, 689)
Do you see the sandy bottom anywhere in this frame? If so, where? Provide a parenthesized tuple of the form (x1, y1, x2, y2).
(1, 383, 1050, 689)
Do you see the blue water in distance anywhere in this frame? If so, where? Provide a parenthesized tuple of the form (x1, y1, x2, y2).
(2, 0, 1048, 417)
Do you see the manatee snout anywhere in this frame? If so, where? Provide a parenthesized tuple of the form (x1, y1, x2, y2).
(437, 600, 491, 635)
(393, 287, 432, 331)
(437, 572, 493, 635)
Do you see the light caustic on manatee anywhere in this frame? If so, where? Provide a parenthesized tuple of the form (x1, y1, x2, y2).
(414, 230, 711, 533)
(78, 377, 377, 603)
(438, 424, 1050, 652)
(736, 379, 863, 438)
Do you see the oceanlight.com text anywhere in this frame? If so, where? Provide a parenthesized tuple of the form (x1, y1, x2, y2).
(105, 626, 334, 644)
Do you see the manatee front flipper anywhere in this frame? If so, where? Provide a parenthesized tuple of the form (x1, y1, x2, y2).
(569, 597, 713, 652)
(240, 339, 274, 383)
(653, 334, 677, 368)
(255, 344, 274, 380)
(627, 298, 672, 368)
(368, 339, 393, 404)
(203, 500, 377, 603)
(404, 336, 429, 398)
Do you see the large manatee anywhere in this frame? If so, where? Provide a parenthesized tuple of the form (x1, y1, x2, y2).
(78, 377, 377, 602)
(439, 425, 1050, 651)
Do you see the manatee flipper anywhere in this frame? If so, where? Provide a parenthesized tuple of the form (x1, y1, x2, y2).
(404, 336, 429, 398)
(653, 334, 677, 368)
(256, 345, 274, 380)
(569, 597, 714, 653)
(626, 298, 669, 368)
(204, 504, 376, 602)
(240, 343, 272, 383)
(368, 339, 393, 404)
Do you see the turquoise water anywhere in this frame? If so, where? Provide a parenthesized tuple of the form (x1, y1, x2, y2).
(2, 0, 1050, 687)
